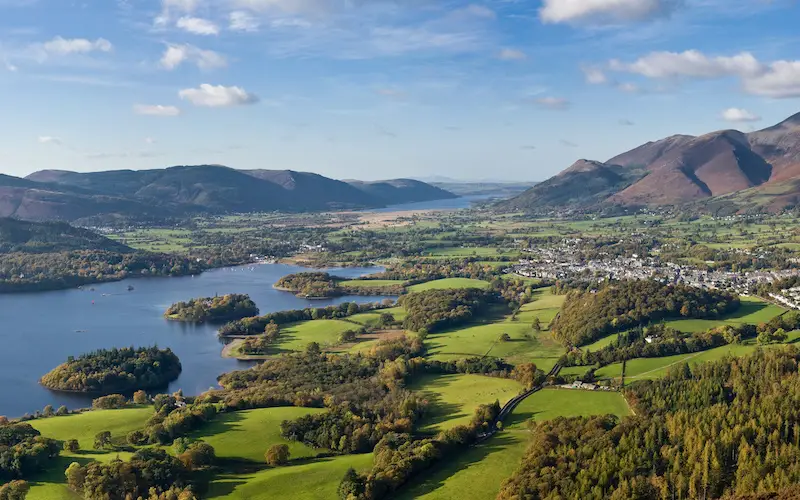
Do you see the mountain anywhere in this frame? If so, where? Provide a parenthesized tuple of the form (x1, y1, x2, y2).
(0, 166, 456, 221)
(345, 179, 458, 205)
(501, 112, 800, 212)
(0, 217, 132, 253)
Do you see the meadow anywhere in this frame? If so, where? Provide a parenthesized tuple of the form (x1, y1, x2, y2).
(408, 278, 492, 292)
(408, 374, 522, 432)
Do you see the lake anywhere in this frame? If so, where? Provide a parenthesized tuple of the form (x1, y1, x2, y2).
(0, 263, 387, 418)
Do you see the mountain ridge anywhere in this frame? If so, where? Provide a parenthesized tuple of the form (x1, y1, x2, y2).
(0, 165, 456, 221)
(501, 112, 800, 212)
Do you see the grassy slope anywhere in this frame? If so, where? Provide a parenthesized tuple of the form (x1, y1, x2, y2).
(408, 278, 491, 292)
(395, 389, 629, 500)
(408, 374, 522, 433)
(207, 454, 374, 500)
(347, 306, 407, 327)
(27, 408, 154, 500)
(187, 407, 327, 463)
(275, 319, 357, 351)
(425, 289, 565, 369)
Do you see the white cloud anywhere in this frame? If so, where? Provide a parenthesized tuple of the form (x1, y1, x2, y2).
(156, 0, 201, 25)
(609, 50, 800, 98)
(540, 0, 675, 24)
(229, 11, 260, 32)
(41, 37, 113, 55)
(534, 96, 570, 110)
(743, 61, 800, 98)
(160, 44, 227, 70)
(582, 66, 607, 84)
(721, 108, 761, 123)
(176, 16, 220, 35)
(144, 137, 157, 144)
(498, 48, 527, 61)
(610, 50, 763, 79)
(133, 104, 181, 116)
(179, 84, 259, 107)
(38, 136, 62, 145)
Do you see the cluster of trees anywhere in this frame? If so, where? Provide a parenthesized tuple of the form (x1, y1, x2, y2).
(551, 280, 740, 346)
(0, 480, 29, 499)
(492, 277, 550, 308)
(238, 322, 281, 355)
(0, 423, 60, 481)
(561, 323, 757, 367)
(275, 272, 342, 298)
(371, 258, 505, 283)
(164, 294, 259, 323)
(134, 395, 218, 445)
(218, 300, 393, 336)
(64, 448, 198, 499)
(399, 289, 501, 333)
(0, 250, 205, 293)
(338, 401, 502, 499)
(40, 346, 182, 394)
(498, 348, 800, 500)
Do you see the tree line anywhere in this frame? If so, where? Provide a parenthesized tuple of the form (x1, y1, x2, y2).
(551, 280, 740, 346)
(399, 288, 501, 333)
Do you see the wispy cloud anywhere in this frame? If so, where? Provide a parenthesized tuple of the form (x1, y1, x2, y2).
(179, 84, 259, 107)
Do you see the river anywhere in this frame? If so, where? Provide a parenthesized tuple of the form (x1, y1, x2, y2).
(0, 264, 387, 418)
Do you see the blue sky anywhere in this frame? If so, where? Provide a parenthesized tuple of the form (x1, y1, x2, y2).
(0, 0, 798, 181)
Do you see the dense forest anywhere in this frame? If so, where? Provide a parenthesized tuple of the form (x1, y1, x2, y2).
(0, 218, 132, 254)
(498, 348, 800, 499)
(551, 280, 740, 346)
(0, 250, 205, 293)
(164, 294, 259, 323)
(399, 288, 501, 332)
(0, 423, 60, 481)
(40, 346, 182, 394)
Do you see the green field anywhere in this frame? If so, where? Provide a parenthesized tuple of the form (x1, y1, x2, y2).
(408, 278, 492, 292)
(347, 306, 407, 327)
(408, 374, 522, 432)
(663, 296, 786, 332)
(340, 279, 406, 288)
(425, 289, 565, 369)
(207, 453, 373, 499)
(395, 388, 629, 499)
(188, 407, 327, 463)
(274, 319, 357, 351)
(28, 408, 155, 499)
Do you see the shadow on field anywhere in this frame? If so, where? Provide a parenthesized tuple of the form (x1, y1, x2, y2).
(392, 433, 518, 499)
(721, 301, 768, 321)
(188, 411, 247, 440)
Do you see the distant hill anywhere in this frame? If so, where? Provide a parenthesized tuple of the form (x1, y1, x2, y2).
(0, 166, 455, 221)
(500, 112, 800, 212)
(345, 179, 458, 205)
(0, 217, 132, 253)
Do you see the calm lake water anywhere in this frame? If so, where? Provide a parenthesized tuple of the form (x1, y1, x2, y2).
(0, 264, 386, 418)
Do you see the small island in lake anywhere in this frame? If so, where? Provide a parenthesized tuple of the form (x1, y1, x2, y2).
(275, 272, 404, 298)
(164, 293, 259, 323)
(40, 346, 182, 394)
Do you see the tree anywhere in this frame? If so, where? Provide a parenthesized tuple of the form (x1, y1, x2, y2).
(0, 480, 30, 500)
(338, 468, 364, 499)
(499, 333, 511, 342)
(133, 390, 148, 405)
(532, 316, 542, 333)
(265, 444, 290, 466)
(64, 439, 80, 452)
(93, 431, 112, 450)
(64, 462, 86, 492)
(512, 363, 542, 390)
(56, 406, 68, 416)
(42, 405, 54, 417)
(179, 442, 216, 469)
(306, 342, 322, 357)
(379, 313, 395, 327)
